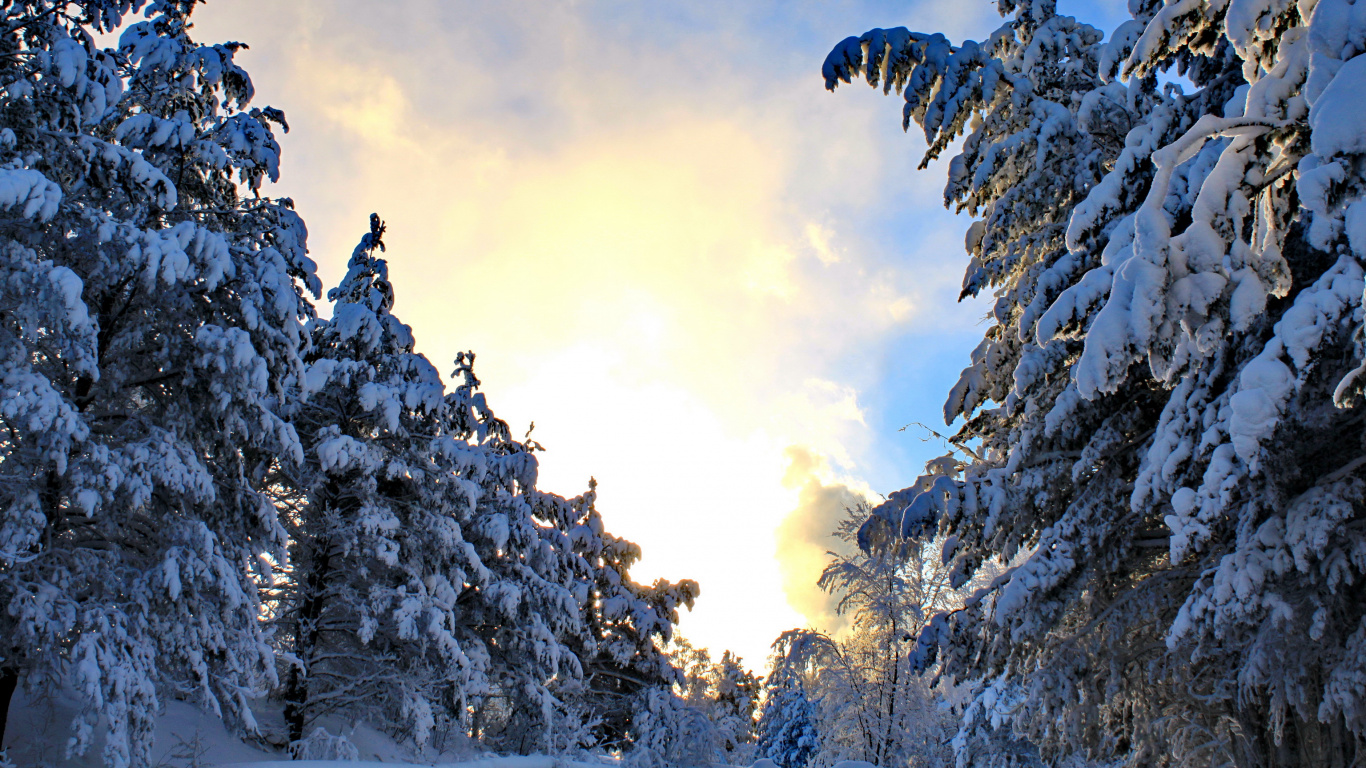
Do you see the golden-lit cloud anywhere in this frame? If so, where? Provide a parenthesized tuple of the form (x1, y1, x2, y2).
(775, 446, 870, 635)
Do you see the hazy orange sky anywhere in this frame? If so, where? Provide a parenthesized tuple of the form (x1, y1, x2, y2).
(192, 0, 1124, 669)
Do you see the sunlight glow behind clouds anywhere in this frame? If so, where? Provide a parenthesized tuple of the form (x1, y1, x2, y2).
(193, 0, 1003, 668)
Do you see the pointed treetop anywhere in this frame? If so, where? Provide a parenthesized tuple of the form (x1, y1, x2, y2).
(328, 213, 392, 313)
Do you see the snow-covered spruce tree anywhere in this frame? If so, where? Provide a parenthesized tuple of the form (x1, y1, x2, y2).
(827, 0, 1366, 765)
(756, 664, 819, 768)
(276, 219, 695, 756)
(648, 639, 725, 763)
(272, 214, 508, 750)
(446, 448, 594, 754)
(281, 215, 677, 757)
(0, 1, 318, 765)
(523, 482, 700, 755)
(661, 638, 760, 760)
(667, 635, 716, 711)
(712, 649, 761, 757)
(624, 684, 719, 768)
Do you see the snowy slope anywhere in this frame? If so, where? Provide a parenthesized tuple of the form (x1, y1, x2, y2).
(4, 688, 480, 766)
(4, 689, 274, 766)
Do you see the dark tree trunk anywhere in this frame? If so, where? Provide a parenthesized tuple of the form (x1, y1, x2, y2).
(285, 544, 332, 752)
(283, 663, 307, 748)
(0, 666, 18, 749)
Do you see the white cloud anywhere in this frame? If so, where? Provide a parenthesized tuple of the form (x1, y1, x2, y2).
(806, 222, 841, 265)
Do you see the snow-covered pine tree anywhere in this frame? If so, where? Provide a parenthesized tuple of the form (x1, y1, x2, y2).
(667, 635, 716, 712)
(658, 639, 759, 760)
(273, 214, 500, 749)
(443, 433, 592, 754)
(0, 2, 319, 765)
(524, 482, 700, 754)
(756, 666, 819, 768)
(827, 0, 1366, 765)
(712, 650, 761, 757)
(278, 223, 699, 757)
(624, 684, 719, 768)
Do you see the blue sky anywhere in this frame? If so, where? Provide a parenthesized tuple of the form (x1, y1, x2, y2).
(193, 0, 1129, 669)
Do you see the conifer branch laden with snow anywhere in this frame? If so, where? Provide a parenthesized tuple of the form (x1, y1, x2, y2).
(829, 0, 1366, 765)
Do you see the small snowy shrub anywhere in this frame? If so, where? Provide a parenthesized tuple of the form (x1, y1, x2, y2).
(290, 727, 360, 762)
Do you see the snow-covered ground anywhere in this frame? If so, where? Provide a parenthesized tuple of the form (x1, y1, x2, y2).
(5, 689, 780, 768)
(224, 754, 620, 759)
(222, 754, 625, 759)
(4, 688, 473, 766)
(4, 687, 886, 768)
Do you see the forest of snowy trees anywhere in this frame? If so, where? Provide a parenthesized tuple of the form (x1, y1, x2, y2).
(0, 1, 707, 765)
(4, 0, 1366, 767)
